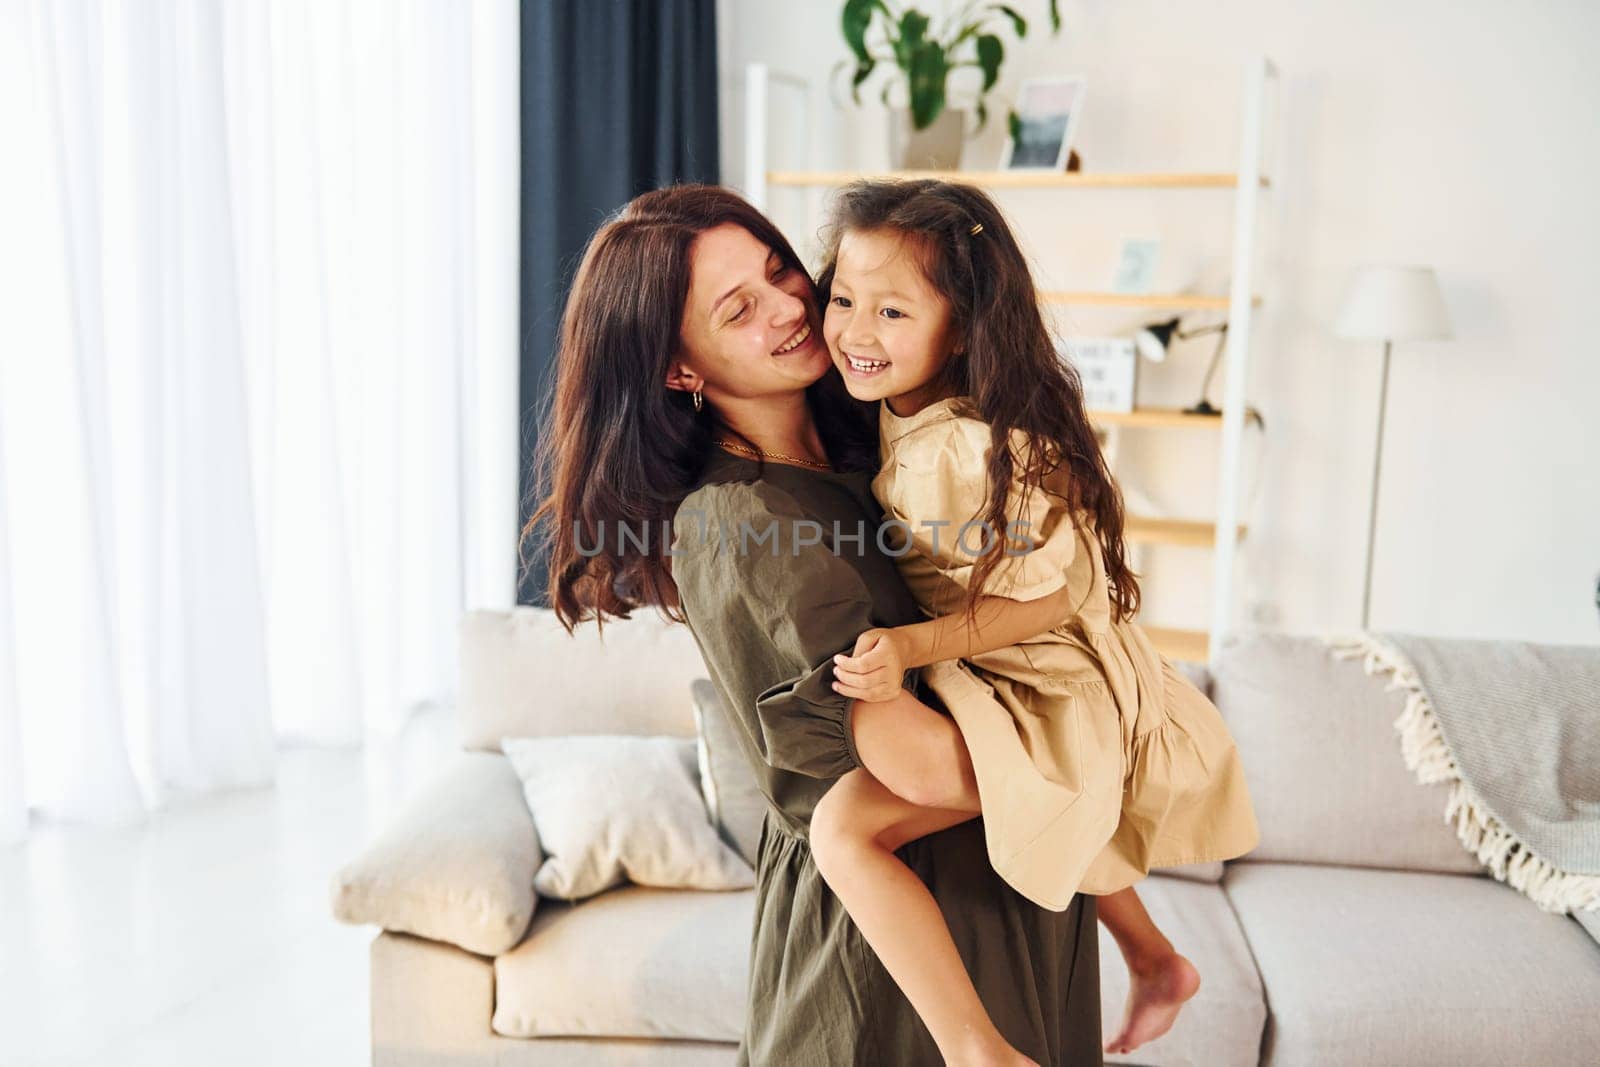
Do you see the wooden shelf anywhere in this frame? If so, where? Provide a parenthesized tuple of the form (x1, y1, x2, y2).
(743, 56, 1280, 667)
(767, 170, 1269, 190)
(1092, 407, 1219, 429)
(1126, 516, 1247, 549)
(1142, 625, 1210, 664)
(1090, 406, 1261, 429)
(1040, 291, 1262, 310)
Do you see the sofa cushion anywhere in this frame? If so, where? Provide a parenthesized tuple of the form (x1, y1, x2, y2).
(459, 608, 708, 751)
(691, 679, 767, 867)
(1100, 875, 1266, 1067)
(1154, 860, 1225, 883)
(502, 735, 753, 901)
(1576, 906, 1600, 946)
(372, 931, 498, 1057)
(1223, 862, 1600, 1066)
(1210, 631, 1481, 874)
(331, 751, 540, 956)
(493, 885, 754, 1042)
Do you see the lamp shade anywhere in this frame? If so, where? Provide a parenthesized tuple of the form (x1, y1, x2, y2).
(1134, 317, 1179, 362)
(1333, 265, 1452, 342)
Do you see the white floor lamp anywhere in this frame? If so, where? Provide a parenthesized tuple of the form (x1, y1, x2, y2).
(1334, 265, 1453, 631)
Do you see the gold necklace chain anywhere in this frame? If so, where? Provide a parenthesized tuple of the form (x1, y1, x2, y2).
(715, 437, 832, 471)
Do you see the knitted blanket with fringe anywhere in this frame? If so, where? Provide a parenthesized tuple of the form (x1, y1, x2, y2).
(1323, 632, 1600, 939)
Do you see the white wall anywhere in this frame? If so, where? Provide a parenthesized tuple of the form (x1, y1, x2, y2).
(718, 0, 1600, 645)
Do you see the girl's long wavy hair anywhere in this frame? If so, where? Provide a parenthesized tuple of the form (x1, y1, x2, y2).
(522, 184, 878, 632)
(815, 178, 1141, 622)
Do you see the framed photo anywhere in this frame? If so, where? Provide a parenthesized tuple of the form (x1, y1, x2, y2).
(999, 77, 1088, 171)
(1111, 238, 1162, 295)
(1057, 336, 1137, 413)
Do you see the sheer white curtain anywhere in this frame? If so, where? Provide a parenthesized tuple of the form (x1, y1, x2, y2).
(0, 0, 520, 844)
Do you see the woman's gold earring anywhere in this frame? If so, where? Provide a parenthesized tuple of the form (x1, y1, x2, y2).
(692, 388, 703, 413)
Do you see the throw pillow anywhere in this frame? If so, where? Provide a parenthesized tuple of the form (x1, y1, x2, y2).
(690, 679, 768, 867)
(501, 734, 754, 901)
(330, 751, 541, 956)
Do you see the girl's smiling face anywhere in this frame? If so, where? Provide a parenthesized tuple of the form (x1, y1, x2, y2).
(823, 228, 958, 416)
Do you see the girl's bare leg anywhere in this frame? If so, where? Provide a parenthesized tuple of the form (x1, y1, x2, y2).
(810, 690, 1036, 1067)
(1096, 886, 1201, 1055)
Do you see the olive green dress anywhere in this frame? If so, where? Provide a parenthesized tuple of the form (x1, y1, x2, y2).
(670, 448, 1103, 1067)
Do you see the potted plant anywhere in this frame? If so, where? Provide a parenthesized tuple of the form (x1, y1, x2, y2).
(839, 0, 1062, 170)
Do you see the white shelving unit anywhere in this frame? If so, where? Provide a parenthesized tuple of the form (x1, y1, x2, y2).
(744, 57, 1278, 667)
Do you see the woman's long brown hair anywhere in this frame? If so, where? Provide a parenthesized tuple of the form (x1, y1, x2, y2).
(815, 179, 1141, 622)
(522, 184, 877, 632)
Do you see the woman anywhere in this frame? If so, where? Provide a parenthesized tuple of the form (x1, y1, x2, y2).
(527, 184, 1103, 1066)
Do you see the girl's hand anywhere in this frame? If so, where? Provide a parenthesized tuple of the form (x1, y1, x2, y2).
(830, 628, 908, 704)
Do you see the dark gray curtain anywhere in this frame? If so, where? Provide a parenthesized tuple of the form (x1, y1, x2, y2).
(517, 0, 720, 605)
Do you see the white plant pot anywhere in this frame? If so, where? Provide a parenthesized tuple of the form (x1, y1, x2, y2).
(889, 107, 966, 170)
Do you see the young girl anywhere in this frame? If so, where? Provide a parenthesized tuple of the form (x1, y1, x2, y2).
(807, 179, 1261, 1066)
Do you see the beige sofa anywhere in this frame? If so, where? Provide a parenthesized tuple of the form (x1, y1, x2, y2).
(341, 608, 1600, 1066)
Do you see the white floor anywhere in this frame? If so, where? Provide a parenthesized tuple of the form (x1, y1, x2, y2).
(1, 708, 459, 1066)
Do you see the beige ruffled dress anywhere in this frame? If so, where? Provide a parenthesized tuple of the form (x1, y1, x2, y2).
(874, 396, 1261, 909)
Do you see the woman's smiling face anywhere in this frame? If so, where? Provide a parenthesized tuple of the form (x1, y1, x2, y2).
(823, 228, 957, 415)
(676, 222, 830, 401)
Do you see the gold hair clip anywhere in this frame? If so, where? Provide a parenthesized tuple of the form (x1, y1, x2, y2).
(969, 222, 984, 235)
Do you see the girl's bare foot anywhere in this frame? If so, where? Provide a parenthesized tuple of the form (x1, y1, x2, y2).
(1104, 952, 1201, 1055)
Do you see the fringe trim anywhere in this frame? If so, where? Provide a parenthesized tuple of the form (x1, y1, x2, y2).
(1321, 631, 1600, 916)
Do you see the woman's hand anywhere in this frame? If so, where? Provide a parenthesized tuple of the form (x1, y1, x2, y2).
(830, 628, 909, 704)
